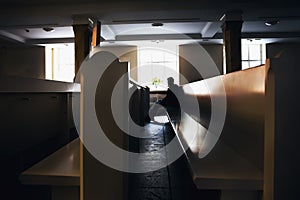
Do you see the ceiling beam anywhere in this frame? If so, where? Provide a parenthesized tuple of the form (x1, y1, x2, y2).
(0, 30, 26, 43)
(115, 33, 202, 41)
(214, 32, 300, 39)
(26, 38, 74, 45)
(201, 22, 221, 38)
(101, 25, 116, 40)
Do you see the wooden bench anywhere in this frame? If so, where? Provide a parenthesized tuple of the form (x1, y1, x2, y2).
(20, 138, 80, 200)
(167, 64, 268, 199)
(0, 76, 80, 200)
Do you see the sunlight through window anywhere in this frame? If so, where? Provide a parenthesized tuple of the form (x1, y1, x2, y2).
(138, 41, 179, 91)
(242, 42, 266, 70)
(44, 43, 75, 82)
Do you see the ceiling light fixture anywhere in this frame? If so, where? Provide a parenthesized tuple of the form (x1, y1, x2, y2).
(43, 27, 55, 32)
(151, 22, 163, 27)
(151, 40, 160, 43)
(265, 20, 279, 26)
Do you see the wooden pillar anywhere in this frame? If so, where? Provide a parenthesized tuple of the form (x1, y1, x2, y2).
(72, 20, 93, 79)
(221, 11, 243, 73)
(91, 20, 101, 48)
(72, 18, 93, 200)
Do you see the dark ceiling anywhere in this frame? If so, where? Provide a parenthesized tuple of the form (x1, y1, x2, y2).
(0, 0, 300, 45)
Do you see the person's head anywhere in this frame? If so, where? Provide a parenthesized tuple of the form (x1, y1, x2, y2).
(167, 77, 174, 87)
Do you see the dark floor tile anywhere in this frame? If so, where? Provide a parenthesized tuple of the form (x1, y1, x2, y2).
(140, 137, 165, 147)
(136, 187, 171, 200)
(128, 121, 221, 200)
(136, 169, 169, 188)
(171, 187, 221, 200)
(141, 144, 165, 153)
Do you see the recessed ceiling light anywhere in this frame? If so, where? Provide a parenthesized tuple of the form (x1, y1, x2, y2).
(152, 22, 163, 27)
(43, 27, 55, 32)
(265, 20, 279, 26)
(151, 40, 164, 43)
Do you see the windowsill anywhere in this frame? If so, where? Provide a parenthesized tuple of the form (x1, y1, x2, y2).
(147, 84, 168, 92)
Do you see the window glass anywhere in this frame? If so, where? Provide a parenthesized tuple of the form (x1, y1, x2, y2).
(241, 43, 265, 70)
(242, 45, 249, 60)
(45, 43, 75, 82)
(138, 43, 178, 90)
(242, 61, 250, 69)
(249, 45, 261, 60)
(249, 61, 262, 68)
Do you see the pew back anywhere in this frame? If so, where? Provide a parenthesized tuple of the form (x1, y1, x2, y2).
(171, 64, 268, 190)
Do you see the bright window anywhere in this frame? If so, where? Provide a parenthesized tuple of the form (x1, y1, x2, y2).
(223, 42, 266, 73)
(242, 43, 266, 70)
(137, 42, 179, 90)
(45, 43, 75, 82)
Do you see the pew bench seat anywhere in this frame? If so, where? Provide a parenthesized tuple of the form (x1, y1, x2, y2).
(167, 110, 263, 191)
(20, 138, 80, 200)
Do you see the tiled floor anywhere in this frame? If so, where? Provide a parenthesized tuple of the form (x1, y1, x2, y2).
(128, 120, 221, 200)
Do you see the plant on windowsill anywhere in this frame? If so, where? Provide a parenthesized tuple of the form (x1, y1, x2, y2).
(152, 77, 161, 88)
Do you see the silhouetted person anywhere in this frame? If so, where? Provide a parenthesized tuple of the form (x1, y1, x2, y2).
(160, 77, 180, 107)
(149, 77, 182, 121)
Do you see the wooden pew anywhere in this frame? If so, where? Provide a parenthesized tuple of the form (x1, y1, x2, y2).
(20, 138, 80, 200)
(129, 79, 150, 126)
(0, 75, 80, 199)
(168, 64, 268, 199)
(18, 51, 131, 200)
(81, 52, 129, 200)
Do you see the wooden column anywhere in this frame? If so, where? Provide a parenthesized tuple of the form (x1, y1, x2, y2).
(72, 18, 93, 200)
(91, 20, 101, 48)
(72, 23, 92, 79)
(221, 11, 243, 73)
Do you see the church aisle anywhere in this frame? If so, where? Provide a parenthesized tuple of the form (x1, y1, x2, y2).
(128, 121, 220, 200)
